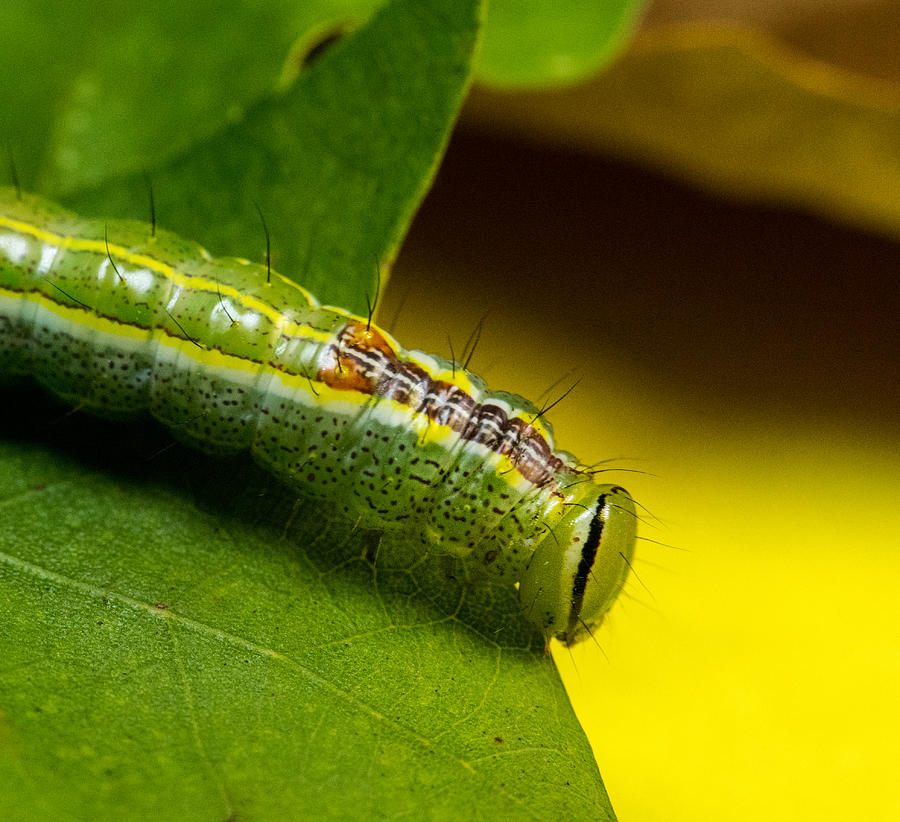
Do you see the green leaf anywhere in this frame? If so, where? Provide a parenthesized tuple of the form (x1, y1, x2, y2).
(0, 0, 617, 818)
(66, 0, 482, 311)
(477, 0, 648, 87)
(0, 1, 384, 194)
(1, 0, 480, 313)
(0, 395, 614, 821)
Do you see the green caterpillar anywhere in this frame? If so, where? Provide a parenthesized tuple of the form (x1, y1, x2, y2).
(0, 187, 636, 643)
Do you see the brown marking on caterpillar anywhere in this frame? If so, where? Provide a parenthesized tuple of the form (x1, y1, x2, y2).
(316, 321, 571, 488)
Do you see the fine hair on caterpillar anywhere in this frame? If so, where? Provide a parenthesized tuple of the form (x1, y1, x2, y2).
(0, 187, 637, 644)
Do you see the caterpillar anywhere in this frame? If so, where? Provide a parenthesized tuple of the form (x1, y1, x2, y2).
(0, 187, 636, 644)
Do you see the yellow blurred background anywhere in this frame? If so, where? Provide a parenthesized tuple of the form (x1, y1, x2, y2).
(386, 3, 899, 819)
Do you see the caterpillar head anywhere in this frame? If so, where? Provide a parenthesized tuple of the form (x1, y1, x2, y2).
(519, 484, 636, 645)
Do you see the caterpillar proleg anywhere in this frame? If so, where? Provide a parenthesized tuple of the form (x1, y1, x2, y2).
(0, 188, 636, 643)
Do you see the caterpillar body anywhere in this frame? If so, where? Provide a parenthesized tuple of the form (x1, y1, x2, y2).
(0, 188, 635, 643)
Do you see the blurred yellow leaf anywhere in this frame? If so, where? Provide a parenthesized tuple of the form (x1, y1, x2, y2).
(467, 23, 900, 239)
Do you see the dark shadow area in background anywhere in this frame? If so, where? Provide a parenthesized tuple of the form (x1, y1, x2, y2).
(393, 127, 900, 434)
